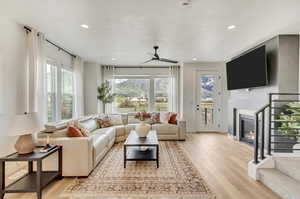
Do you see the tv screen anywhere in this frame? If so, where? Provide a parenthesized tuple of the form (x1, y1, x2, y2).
(226, 46, 268, 90)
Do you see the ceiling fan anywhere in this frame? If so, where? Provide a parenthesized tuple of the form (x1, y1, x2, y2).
(143, 46, 178, 64)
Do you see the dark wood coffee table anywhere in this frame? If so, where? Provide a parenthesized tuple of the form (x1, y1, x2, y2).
(124, 130, 159, 168)
(0, 146, 62, 199)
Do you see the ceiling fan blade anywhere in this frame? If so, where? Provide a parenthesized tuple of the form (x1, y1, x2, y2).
(159, 58, 179, 64)
(141, 58, 155, 64)
(147, 52, 155, 56)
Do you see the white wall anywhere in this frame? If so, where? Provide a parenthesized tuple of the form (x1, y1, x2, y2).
(182, 62, 228, 133)
(0, 19, 27, 156)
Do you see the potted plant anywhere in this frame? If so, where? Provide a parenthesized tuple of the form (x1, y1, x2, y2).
(97, 80, 116, 113)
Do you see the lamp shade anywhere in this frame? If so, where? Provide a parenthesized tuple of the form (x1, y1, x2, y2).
(10, 113, 40, 136)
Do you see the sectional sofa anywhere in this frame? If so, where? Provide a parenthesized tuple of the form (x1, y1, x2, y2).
(37, 113, 186, 177)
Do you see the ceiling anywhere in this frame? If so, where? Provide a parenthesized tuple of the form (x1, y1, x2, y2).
(2, 0, 300, 65)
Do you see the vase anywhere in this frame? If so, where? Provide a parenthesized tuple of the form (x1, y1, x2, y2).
(135, 121, 151, 138)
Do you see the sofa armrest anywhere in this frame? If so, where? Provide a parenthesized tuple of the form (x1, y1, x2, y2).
(37, 137, 93, 177)
(178, 120, 186, 141)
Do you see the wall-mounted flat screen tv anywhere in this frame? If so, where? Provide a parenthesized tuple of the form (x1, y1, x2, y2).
(226, 45, 268, 90)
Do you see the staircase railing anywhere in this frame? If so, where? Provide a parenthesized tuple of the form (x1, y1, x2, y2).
(254, 93, 300, 164)
(254, 104, 270, 163)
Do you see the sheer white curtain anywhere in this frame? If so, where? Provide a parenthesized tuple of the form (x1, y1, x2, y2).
(73, 56, 84, 117)
(25, 28, 46, 129)
(169, 66, 180, 114)
(102, 65, 115, 113)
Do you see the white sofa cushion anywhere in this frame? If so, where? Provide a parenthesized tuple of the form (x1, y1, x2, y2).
(103, 127, 116, 142)
(160, 112, 170, 124)
(152, 123, 178, 135)
(108, 114, 123, 125)
(93, 133, 109, 152)
(114, 125, 126, 137)
(92, 133, 109, 166)
(91, 127, 116, 144)
(77, 119, 98, 136)
(91, 128, 110, 142)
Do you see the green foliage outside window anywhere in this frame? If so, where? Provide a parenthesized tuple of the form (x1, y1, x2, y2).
(277, 102, 300, 142)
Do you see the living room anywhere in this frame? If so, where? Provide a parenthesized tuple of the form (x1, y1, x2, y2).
(1, 1, 300, 199)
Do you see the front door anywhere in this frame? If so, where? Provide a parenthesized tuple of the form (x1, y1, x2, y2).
(195, 71, 222, 132)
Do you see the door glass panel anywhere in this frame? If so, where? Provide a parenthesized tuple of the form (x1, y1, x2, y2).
(200, 76, 215, 125)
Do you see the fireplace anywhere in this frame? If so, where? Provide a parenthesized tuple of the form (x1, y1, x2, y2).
(239, 114, 255, 145)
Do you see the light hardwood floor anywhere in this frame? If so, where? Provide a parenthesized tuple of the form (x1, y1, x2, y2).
(181, 133, 281, 199)
(4, 133, 281, 199)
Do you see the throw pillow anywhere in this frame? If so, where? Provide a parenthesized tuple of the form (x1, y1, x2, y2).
(160, 112, 170, 124)
(97, 116, 113, 128)
(149, 112, 161, 124)
(67, 125, 84, 137)
(168, 113, 177, 125)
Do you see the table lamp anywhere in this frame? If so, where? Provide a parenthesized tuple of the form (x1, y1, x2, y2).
(10, 112, 40, 154)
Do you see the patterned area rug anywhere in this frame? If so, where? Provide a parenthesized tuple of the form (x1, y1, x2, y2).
(62, 141, 215, 199)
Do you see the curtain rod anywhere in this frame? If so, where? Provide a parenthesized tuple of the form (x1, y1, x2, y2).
(113, 66, 179, 69)
(24, 26, 76, 58)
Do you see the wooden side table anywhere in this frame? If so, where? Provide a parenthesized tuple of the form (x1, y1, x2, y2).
(0, 146, 62, 199)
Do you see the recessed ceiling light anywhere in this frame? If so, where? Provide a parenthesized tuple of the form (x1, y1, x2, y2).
(111, 58, 116, 61)
(80, 24, 89, 29)
(180, 0, 192, 6)
(192, 58, 197, 61)
(227, 25, 236, 30)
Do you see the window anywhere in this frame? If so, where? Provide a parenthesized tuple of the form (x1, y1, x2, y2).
(113, 79, 150, 113)
(154, 78, 169, 112)
(61, 69, 74, 120)
(112, 77, 169, 113)
(46, 62, 57, 122)
(45, 60, 74, 123)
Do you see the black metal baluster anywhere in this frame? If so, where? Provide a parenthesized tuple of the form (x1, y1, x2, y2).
(204, 108, 208, 125)
(261, 111, 265, 160)
(268, 94, 272, 155)
(254, 113, 259, 164)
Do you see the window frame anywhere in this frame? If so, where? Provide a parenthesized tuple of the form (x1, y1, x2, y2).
(45, 60, 58, 122)
(61, 67, 74, 121)
(112, 75, 169, 113)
